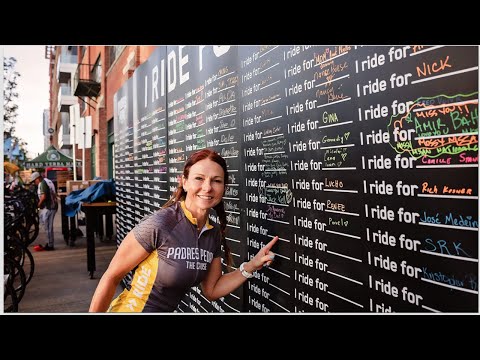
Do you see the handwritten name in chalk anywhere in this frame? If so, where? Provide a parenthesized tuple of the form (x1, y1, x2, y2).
(424, 238, 472, 258)
(326, 200, 346, 212)
(324, 178, 343, 189)
(416, 55, 452, 79)
(421, 181, 473, 196)
(328, 217, 349, 228)
(420, 211, 478, 228)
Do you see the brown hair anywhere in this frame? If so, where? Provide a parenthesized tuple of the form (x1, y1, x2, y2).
(163, 149, 233, 270)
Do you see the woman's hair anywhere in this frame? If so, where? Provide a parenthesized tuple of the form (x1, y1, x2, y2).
(163, 149, 233, 269)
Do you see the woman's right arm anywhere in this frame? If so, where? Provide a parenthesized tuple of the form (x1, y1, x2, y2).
(89, 231, 150, 312)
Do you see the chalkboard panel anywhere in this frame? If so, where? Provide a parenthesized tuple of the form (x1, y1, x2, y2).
(132, 47, 168, 219)
(113, 46, 478, 312)
(165, 46, 244, 312)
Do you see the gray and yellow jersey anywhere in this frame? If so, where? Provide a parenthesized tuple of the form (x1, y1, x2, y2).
(108, 201, 221, 312)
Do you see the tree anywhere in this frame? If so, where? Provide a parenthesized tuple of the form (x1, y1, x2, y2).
(3, 56, 21, 135)
(4, 56, 28, 165)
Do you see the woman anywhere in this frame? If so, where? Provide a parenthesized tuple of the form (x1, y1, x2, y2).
(89, 149, 277, 312)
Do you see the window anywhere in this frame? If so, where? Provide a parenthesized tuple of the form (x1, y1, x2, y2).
(106, 45, 125, 71)
(61, 113, 70, 135)
(91, 55, 102, 84)
(108, 117, 114, 134)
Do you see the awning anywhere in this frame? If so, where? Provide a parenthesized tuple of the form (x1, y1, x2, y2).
(24, 145, 82, 169)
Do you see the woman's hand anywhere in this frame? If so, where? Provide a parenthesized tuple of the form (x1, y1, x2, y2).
(248, 236, 279, 272)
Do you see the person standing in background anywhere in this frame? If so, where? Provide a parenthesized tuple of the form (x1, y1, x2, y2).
(9, 171, 24, 191)
(89, 149, 278, 312)
(31, 171, 58, 251)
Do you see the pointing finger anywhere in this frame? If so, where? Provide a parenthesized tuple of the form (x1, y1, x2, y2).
(263, 236, 279, 252)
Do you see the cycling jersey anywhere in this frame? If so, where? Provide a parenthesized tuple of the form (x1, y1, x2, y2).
(109, 201, 221, 312)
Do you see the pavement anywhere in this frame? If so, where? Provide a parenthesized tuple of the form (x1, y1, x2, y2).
(18, 211, 122, 313)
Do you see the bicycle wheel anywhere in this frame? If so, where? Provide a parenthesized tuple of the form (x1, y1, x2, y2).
(4, 256, 26, 303)
(4, 274, 19, 312)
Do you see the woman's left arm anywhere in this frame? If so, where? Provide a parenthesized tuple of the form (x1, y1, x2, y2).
(201, 236, 278, 300)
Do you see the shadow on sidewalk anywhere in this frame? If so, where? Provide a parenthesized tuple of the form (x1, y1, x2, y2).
(19, 212, 122, 313)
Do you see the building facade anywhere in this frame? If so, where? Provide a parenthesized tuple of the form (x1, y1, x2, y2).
(47, 45, 157, 179)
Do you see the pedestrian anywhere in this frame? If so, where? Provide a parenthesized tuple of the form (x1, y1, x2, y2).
(31, 171, 58, 251)
(89, 149, 278, 312)
(9, 171, 24, 191)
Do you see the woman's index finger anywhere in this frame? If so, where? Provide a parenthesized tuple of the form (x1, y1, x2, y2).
(264, 236, 279, 251)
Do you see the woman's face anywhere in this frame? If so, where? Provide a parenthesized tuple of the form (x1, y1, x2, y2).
(182, 158, 225, 216)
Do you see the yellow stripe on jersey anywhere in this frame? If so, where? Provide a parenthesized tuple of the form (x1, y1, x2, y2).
(108, 250, 159, 312)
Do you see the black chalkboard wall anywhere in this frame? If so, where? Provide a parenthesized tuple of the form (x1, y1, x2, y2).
(114, 46, 478, 312)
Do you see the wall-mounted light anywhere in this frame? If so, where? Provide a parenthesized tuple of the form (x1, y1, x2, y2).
(93, 129, 99, 135)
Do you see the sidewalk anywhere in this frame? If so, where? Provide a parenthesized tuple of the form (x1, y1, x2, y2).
(19, 211, 121, 313)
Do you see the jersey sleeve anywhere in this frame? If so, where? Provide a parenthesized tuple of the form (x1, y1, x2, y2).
(132, 213, 164, 252)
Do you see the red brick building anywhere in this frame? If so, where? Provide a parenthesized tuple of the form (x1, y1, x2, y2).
(48, 46, 157, 179)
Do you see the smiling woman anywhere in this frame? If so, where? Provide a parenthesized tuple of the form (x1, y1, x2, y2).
(89, 148, 279, 312)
